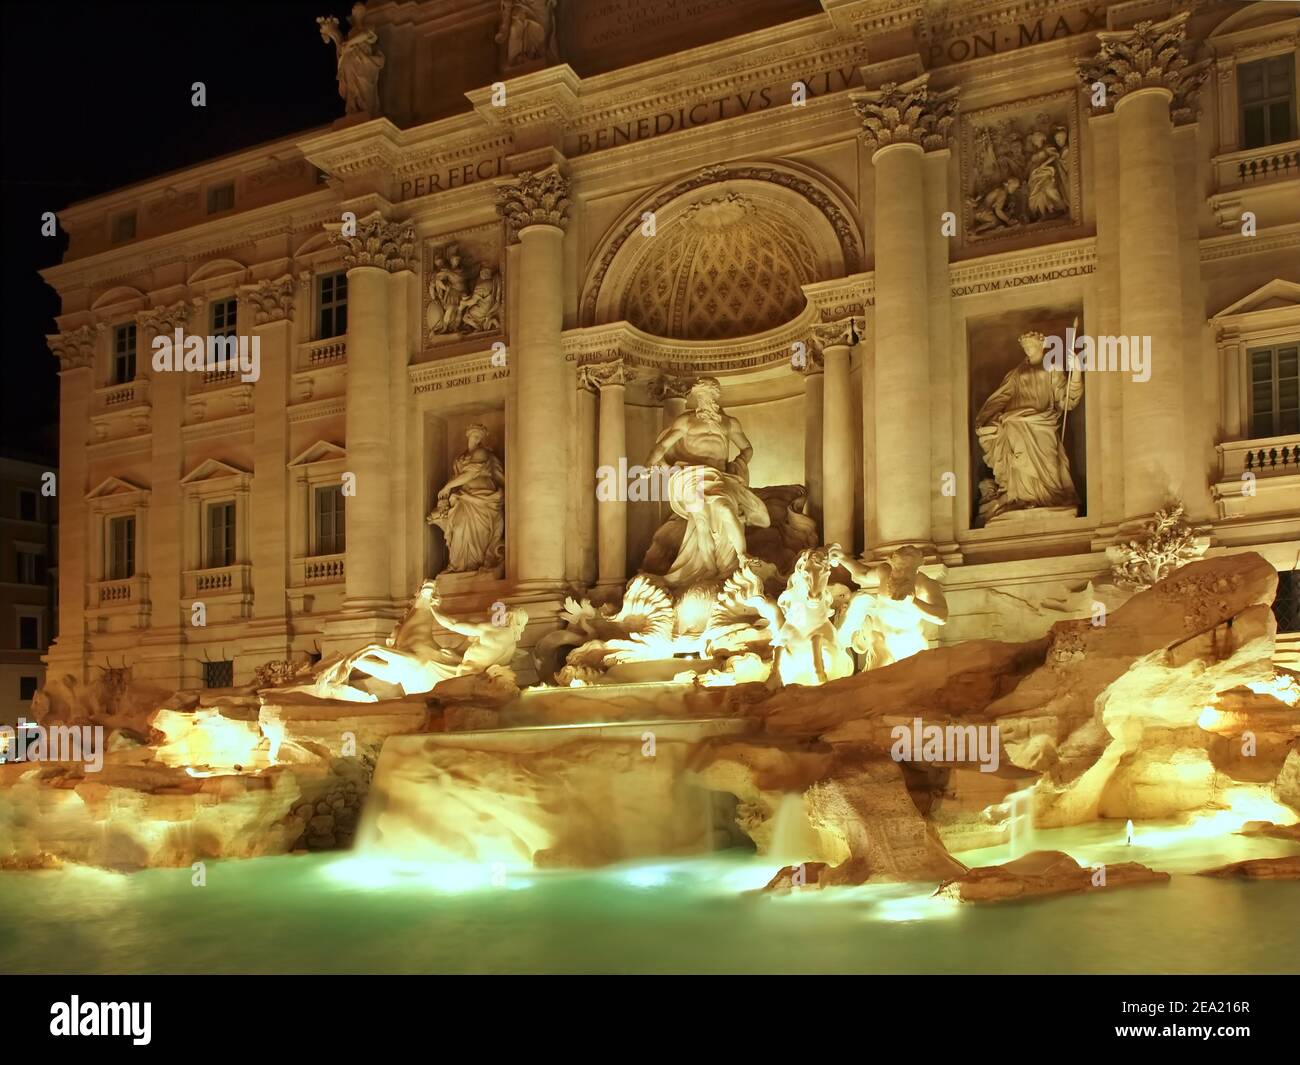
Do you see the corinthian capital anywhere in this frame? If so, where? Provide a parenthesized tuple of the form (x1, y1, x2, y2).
(243, 275, 296, 324)
(580, 359, 632, 390)
(331, 213, 417, 271)
(496, 167, 571, 242)
(852, 74, 959, 154)
(48, 326, 96, 371)
(1076, 12, 1211, 125)
(135, 300, 191, 337)
(812, 317, 863, 353)
(647, 374, 694, 403)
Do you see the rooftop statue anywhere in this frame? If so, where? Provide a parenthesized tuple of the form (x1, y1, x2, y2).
(497, 0, 559, 67)
(317, 2, 385, 116)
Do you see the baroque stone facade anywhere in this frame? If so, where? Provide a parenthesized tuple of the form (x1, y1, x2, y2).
(38, 0, 1300, 689)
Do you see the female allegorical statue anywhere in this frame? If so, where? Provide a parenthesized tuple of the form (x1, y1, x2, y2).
(317, 3, 386, 115)
(974, 330, 1082, 521)
(427, 424, 506, 573)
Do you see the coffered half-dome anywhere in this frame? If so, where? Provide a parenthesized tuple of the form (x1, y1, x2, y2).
(621, 194, 820, 341)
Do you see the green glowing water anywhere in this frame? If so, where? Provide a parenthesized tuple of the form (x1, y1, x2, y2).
(2, 822, 1296, 974)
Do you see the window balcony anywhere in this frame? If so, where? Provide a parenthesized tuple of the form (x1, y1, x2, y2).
(296, 553, 345, 585)
(92, 575, 146, 607)
(1212, 432, 1300, 518)
(93, 378, 150, 413)
(297, 336, 347, 371)
(1213, 139, 1300, 191)
(183, 563, 251, 599)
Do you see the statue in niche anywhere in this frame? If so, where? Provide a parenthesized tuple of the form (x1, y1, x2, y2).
(282, 582, 528, 702)
(427, 424, 505, 574)
(426, 245, 501, 340)
(497, 0, 559, 67)
(643, 377, 770, 587)
(317, 3, 385, 116)
(968, 113, 1071, 236)
(830, 545, 948, 669)
(974, 331, 1083, 522)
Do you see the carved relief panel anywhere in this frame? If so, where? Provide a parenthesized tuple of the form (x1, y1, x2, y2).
(422, 225, 505, 353)
(960, 90, 1082, 246)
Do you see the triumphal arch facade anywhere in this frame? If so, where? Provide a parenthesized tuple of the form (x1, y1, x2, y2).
(41, 0, 1300, 689)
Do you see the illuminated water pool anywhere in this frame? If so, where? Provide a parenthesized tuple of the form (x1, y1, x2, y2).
(3, 817, 1297, 975)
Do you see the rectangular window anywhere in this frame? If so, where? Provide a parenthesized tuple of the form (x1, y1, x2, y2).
(317, 271, 349, 339)
(108, 515, 135, 580)
(111, 211, 136, 244)
(203, 660, 234, 688)
(1238, 53, 1297, 150)
(210, 297, 238, 338)
(206, 500, 236, 568)
(1274, 571, 1300, 634)
(18, 616, 39, 650)
(18, 489, 38, 522)
(16, 550, 46, 585)
(1248, 343, 1300, 438)
(19, 676, 38, 701)
(206, 182, 235, 214)
(112, 322, 137, 384)
(313, 485, 346, 555)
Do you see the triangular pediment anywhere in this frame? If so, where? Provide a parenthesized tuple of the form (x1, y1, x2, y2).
(288, 440, 347, 467)
(1211, 280, 1300, 321)
(1209, 2, 1297, 39)
(85, 475, 148, 501)
(179, 457, 250, 484)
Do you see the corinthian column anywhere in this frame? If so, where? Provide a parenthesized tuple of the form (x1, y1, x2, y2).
(853, 74, 957, 552)
(134, 302, 191, 689)
(45, 327, 97, 682)
(815, 320, 858, 552)
(497, 167, 571, 592)
(588, 361, 631, 590)
(332, 213, 416, 626)
(1078, 13, 1208, 521)
(799, 352, 825, 534)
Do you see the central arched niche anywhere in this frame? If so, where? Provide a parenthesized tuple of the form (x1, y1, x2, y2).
(586, 169, 857, 340)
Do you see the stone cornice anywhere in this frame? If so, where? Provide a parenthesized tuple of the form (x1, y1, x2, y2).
(949, 237, 1098, 294)
(469, 64, 582, 132)
(1198, 221, 1300, 263)
(408, 352, 508, 394)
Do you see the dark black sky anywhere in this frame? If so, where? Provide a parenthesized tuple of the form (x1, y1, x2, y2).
(1, 1, 344, 462)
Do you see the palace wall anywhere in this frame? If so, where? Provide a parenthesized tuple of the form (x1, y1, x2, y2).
(39, 0, 1300, 687)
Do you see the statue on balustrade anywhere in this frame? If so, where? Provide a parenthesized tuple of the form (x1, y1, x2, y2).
(830, 544, 948, 668)
(974, 330, 1082, 522)
(497, 0, 559, 67)
(642, 377, 771, 586)
(317, 3, 385, 116)
(427, 424, 505, 573)
(280, 582, 528, 702)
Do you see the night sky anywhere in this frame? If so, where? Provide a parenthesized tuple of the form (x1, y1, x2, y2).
(1, 1, 347, 462)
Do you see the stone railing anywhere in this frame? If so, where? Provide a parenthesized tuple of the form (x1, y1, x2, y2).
(300, 553, 345, 585)
(1214, 139, 1300, 191)
(183, 563, 250, 599)
(298, 337, 347, 372)
(1219, 434, 1300, 479)
(95, 578, 136, 604)
(93, 378, 150, 413)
